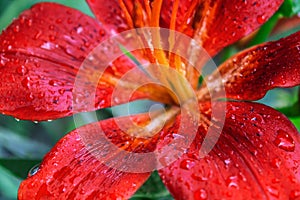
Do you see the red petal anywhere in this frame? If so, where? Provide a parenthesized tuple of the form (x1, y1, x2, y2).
(0, 3, 171, 121)
(87, 0, 133, 33)
(160, 0, 283, 56)
(159, 102, 300, 199)
(200, 31, 300, 101)
(87, 0, 282, 56)
(18, 114, 161, 199)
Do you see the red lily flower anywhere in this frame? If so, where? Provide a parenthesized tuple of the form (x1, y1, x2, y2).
(1, 0, 300, 199)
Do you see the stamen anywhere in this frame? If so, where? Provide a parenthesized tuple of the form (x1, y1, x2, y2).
(178, 0, 200, 33)
(150, 0, 163, 27)
(170, 0, 180, 31)
(133, 1, 146, 27)
(127, 106, 180, 138)
(119, 0, 134, 28)
(168, 0, 180, 70)
(143, 0, 152, 22)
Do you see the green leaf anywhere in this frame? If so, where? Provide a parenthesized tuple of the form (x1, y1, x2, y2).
(290, 116, 300, 131)
(131, 171, 173, 200)
(248, 12, 281, 46)
(0, 165, 21, 200)
(0, 158, 40, 179)
(292, 0, 300, 15)
(0, 127, 50, 158)
(279, 0, 294, 17)
(278, 0, 300, 17)
(257, 87, 299, 110)
(0, 0, 92, 31)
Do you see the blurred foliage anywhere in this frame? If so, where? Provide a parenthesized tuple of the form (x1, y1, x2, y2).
(0, 0, 299, 200)
(131, 172, 172, 200)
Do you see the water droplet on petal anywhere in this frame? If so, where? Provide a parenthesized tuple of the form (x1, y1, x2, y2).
(194, 189, 208, 199)
(49, 79, 61, 86)
(28, 164, 40, 177)
(257, 15, 266, 24)
(290, 190, 300, 199)
(99, 29, 106, 37)
(20, 16, 26, 24)
(56, 18, 62, 24)
(26, 19, 33, 27)
(270, 157, 281, 168)
(180, 159, 196, 170)
(21, 77, 31, 89)
(34, 30, 42, 40)
(49, 25, 55, 30)
(13, 25, 20, 33)
(226, 176, 239, 188)
(38, 91, 45, 99)
(49, 35, 56, 41)
(224, 158, 231, 165)
(26, 93, 34, 101)
(58, 88, 65, 95)
(267, 186, 279, 197)
(76, 26, 83, 34)
(16, 65, 28, 75)
(273, 129, 295, 152)
(53, 96, 59, 104)
(0, 59, 6, 68)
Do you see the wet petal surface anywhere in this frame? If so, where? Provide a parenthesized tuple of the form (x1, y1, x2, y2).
(89, 0, 283, 56)
(0, 3, 170, 121)
(159, 102, 300, 200)
(199, 31, 300, 101)
(18, 113, 163, 199)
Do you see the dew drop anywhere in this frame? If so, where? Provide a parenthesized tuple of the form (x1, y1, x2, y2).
(20, 16, 26, 24)
(226, 176, 239, 188)
(38, 91, 45, 99)
(0, 59, 6, 68)
(191, 173, 208, 181)
(28, 164, 40, 177)
(194, 189, 208, 200)
(58, 88, 65, 95)
(49, 35, 56, 41)
(27, 19, 33, 27)
(224, 158, 231, 165)
(21, 77, 31, 89)
(99, 29, 106, 37)
(26, 93, 34, 101)
(34, 30, 42, 40)
(257, 15, 266, 24)
(273, 129, 295, 152)
(267, 186, 279, 197)
(49, 79, 60, 86)
(16, 65, 28, 75)
(56, 18, 62, 24)
(290, 190, 300, 199)
(13, 25, 20, 33)
(180, 159, 196, 170)
(76, 26, 83, 34)
(53, 96, 59, 104)
(270, 157, 281, 168)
